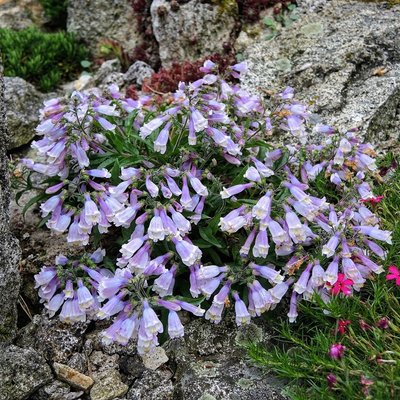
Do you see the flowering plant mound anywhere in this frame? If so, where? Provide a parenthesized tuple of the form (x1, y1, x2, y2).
(21, 60, 391, 354)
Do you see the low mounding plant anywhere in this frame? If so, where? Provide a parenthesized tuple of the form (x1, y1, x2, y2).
(0, 27, 87, 92)
(20, 60, 391, 355)
(246, 162, 400, 400)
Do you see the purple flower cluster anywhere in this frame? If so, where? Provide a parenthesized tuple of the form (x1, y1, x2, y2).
(28, 60, 391, 353)
(35, 248, 106, 322)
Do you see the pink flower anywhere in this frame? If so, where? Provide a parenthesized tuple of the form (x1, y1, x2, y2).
(376, 317, 389, 330)
(327, 373, 337, 389)
(360, 195, 383, 204)
(360, 375, 374, 396)
(336, 320, 351, 335)
(386, 265, 400, 287)
(329, 343, 346, 360)
(359, 319, 372, 331)
(330, 273, 353, 296)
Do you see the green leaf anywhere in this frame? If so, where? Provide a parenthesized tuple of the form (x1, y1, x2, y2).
(230, 165, 248, 186)
(174, 295, 205, 306)
(263, 17, 277, 28)
(245, 139, 274, 149)
(199, 227, 223, 248)
(80, 60, 91, 68)
(264, 33, 277, 41)
(38, 214, 51, 228)
(110, 159, 121, 185)
(15, 189, 26, 206)
(23, 193, 48, 216)
(273, 151, 290, 171)
(193, 239, 214, 249)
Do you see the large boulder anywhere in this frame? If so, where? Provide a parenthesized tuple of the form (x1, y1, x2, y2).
(165, 317, 287, 400)
(242, 0, 400, 151)
(0, 0, 46, 30)
(151, 0, 237, 67)
(0, 344, 52, 400)
(67, 0, 142, 53)
(4, 77, 44, 150)
(0, 63, 21, 343)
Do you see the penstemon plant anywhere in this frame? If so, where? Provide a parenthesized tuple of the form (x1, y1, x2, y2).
(20, 60, 391, 354)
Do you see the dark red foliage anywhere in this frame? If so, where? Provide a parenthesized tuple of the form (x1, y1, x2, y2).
(131, 0, 152, 34)
(126, 85, 139, 100)
(141, 53, 235, 94)
(237, 0, 294, 23)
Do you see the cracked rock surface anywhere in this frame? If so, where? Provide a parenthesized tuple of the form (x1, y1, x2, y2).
(242, 0, 400, 151)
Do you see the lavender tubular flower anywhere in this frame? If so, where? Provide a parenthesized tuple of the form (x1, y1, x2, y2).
(322, 232, 341, 258)
(172, 237, 202, 266)
(287, 291, 298, 323)
(285, 207, 306, 244)
(154, 122, 171, 154)
(267, 220, 289, 245)
(145, 175, 159, 198)
(251, 263, 283, 284)
(142, 301, 163, 334)
(233, 292, 251, 326)
(253, 229, 270, 258)
(324, 256, 339, 284)
(252, 191, 272, 220)
(188, 174, 208, 196)
(153, 265, 177, 296)
(116, 313, 138, 345)
(353, 226, 392, 244)
(220, 183, 253, 199)
(240, 228, 257, 257)
(168, 311, 184, 338)
(294, 263, 312, 294)
(140, 116, 167, 139)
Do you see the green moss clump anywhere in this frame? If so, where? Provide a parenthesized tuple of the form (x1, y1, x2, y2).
(0, 27, 88, 92)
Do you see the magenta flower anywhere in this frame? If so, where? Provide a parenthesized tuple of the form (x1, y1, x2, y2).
(336, 320, 351, 335)
(386, 265, 400, 287)
(330, 273, 353, 296)
(376, 317, 389, 330)
(327, 373, 337, 389)
(329, 343, 346, 360)
(359, 319, 372, 331)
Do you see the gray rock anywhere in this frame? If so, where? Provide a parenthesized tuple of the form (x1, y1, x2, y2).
(90, 369, 129, 400)
(175, 358, 286, 400)
(165, 317, 286, 400)
(0, 0, 46, 30)
(242, 0, 400, 151)
(296, 0, 328, 13)
(119, 355, 145, 381)
(0, 62, 21, 343)
(68, 353, 88, 374)
(123, 61, 155, 87)
(30, 380, 84, 400)
(126, 369, 174, 400)
(89, 351, 120, 373)
(4, 77, 44, 149)
(16, 314, 86, 364)
(84, 326, 137, 357)
(0, 344, 52, 400)
(98, 72, 125, 91)
(151, 0, 237, 67)
(67, 0, 141, 53)
(94, 59, 122, 85)
(141, 347, 168, 371)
